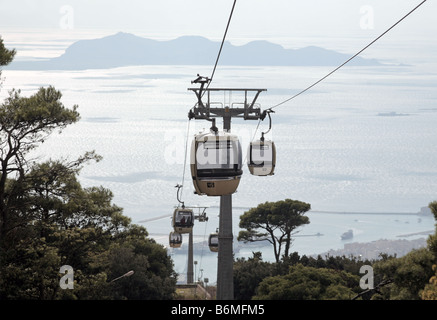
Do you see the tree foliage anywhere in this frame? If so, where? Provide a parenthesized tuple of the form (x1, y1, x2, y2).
(235, 200, 437, 301)
(233, 252, 274, 300)
(421, 201, 437, 300)
(0, 40, 177, 299)
(253, 263, 359, 300)
(373, 248, 434, 300)
(0, 86, 80, 241)
(369, 201, 437, 300)
(0, 137, 177, 300)
(238, 199, 310, 262)
(233, 251, 370, 300)
(0, 38, 16, 67)
(0, 37, 16, 90)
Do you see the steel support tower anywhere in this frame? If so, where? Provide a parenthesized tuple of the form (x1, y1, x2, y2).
(188, 82, 266, 300)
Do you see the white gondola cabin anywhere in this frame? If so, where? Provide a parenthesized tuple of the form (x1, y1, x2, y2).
(169, 232, 182, 248)
(247, 139, 276, 176)
(208, 232, 219, 252)
(172, 208, 194, 234)
(190, 130, 243, 196)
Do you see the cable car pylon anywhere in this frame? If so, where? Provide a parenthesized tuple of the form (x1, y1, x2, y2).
(188, 77, 268, 300)
(170, 184, 210, 284)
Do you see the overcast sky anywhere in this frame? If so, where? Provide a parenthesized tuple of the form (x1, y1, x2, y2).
(0, 0, 435, 41)
(0, 0, 435, 64)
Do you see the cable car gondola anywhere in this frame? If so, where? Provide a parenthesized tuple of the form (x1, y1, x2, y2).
(169, 232, 183, 248)
(247, 138, 276, 176)
(247, 109, 276, 176)
(208, 231, 219, 252)
(172, 207, 194, 234)
(190, 127, 243, 196)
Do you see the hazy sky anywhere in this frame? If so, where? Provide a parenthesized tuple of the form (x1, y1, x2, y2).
(0, 0, 435, 64)
(0, 0, 435, 41)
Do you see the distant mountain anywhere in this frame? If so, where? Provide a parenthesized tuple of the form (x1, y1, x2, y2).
(7, 32, 382, 70)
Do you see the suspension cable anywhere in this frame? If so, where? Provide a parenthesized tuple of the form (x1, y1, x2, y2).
(269, 0, 428, 110)
(209, 0, 237, 86)
(178, 118, 191, 202)
(181, 1, 237, 203)
(185, 0, 236, 192)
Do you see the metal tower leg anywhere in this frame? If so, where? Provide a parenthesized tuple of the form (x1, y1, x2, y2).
(217, 194, 233, 300)
(187, 230, 193, 284)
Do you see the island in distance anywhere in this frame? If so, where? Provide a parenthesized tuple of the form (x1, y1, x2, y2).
(8, 32, 382, 70)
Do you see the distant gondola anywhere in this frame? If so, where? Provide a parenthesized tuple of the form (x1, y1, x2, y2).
(172, 208, 194, 234)
(208, 232, 219, 252)
(247, 139, 276, 176)
(169, 232, 183, 248)
(190, 129, 243, 196)
(247, 109, 276, 176)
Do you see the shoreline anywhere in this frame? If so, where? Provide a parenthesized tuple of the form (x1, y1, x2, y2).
(315, 237, 429, 260)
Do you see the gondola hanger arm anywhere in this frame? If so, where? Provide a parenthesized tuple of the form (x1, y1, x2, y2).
(175, 184, 185, 208)
(260, 109, 274, 139)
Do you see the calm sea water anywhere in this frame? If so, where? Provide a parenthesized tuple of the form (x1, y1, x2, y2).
(2, 54, 437, 284)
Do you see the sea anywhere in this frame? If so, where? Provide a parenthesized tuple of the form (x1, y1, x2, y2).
(1, 32, 437, 284)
